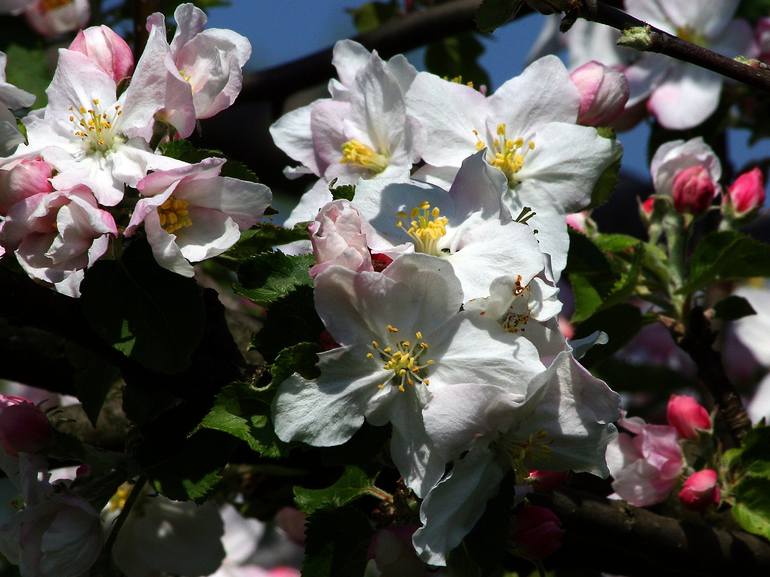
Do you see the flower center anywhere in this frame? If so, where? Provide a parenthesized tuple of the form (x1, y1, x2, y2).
(40, 0, 72, 12)
(69, 98, 123, 155)
(675, 26, 706, 47)
(502, 276, 531, 333)
(108, 483, 132, 513)
(475, 123, 535, 187)
(340, 139, 388, 174)
(395, 201, 448, 256)
(158, 197, 192, 234)
(499, 430, 553, 471)
(366, 326, 434, 392)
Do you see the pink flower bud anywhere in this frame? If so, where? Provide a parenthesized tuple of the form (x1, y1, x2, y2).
(679, 469, 720, 511)
(570, 61, 629, 127)
(0, 157, 54, 215)
(309, 200, 373, 278)
(69, 25, 135, 83)
(667, 394, 711, 440)
(511, 505, 564, 560)
(724, 168, 765, 217)
(527, 470, 569, 492)
(672, 165, 717, 215)
(0, 394, 51, 456)
(565, 212, 587, 233)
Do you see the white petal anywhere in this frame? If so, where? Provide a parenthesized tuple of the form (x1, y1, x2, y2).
(648, 65, 722, 130)
(283, 178, 332, 228)
(447, 151, 509, 220)
(176, 207, 241, 262)
(176, 175, 270, 229)
(269, 102, 320, 176)
(144, 211, 194, 277)
(624, 53, 671, 106)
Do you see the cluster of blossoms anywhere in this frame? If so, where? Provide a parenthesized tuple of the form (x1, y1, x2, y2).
(269, 40, 626, 565)
(0, 0, 89, 38)
(0, 3, 271, 295)
(533, 0, 755, 130)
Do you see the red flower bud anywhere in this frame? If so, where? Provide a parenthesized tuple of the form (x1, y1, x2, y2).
(679, 469, 720, 511)
(511, 505, 564, 560)
(641, 197, 655, 216)
(667, 395, 711, 440)
(724, 168, 765, 217)
(672, 165, 717, 215)
(0, 395, 51, 456)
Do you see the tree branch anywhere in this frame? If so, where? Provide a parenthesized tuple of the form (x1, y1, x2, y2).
(536, 490, 770, 577)
(579, 1, 770, 93)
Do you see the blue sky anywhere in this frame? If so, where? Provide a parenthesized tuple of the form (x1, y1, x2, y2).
(207, 1, 770, 185)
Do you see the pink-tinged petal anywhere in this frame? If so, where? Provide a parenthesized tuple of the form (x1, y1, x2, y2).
(309, 200, 373, 278)
(648, 65, 722, 130)
(679, 469, 720, 511)
(125, 188, 174, 236)
(144, 211, 195, 276)
(69, 26, 135, 83)
(138, 157, 224, 195)
(660, 0, 740, 39)
(176, 206, 241, 262)
(176, 175, 270, 229)
(0, 157, 54, 215)
(571, 61, 629, 126)
(170, 3, 208, 53)
(310, 99, 350, 176)
(24, 0, 89, 38)
(667, 395, 711, 439)
(725, 167, 765, 216)
(623, 53, 670, 106)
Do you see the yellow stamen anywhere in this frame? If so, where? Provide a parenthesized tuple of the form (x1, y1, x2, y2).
(365, 325, 433, 392)
(396, 200, 448, 256)
(473, 123, 536, 187)
(340, 139, 388, 174)
(158, 197, 192, 234)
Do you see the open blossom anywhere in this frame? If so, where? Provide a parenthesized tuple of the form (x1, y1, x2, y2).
(605, 415, 683, 507)
(406, 55, 617, 280)
(352, 152, 545, 301)
(309, 199, 373, 278)
(126, 158, 271, 277)
(651, 138, 721, 211)
(270, 40, 421, 226)
(571, 61, 629, 126)
(0, 51, 35, 156)
(6, 31, 185, 206)
(413, 352, 619, 565)
(623, 0, 752, 130)
(69, 25, 135, 83)
(145, 3, 251, 137)
(273, 254, 546, 498)
(0, 185, 117, 296)
(667, 395, 711, 440)
(679, 469, 720, 511)
(24, 0, 89, 38)
(723, 168, 765, 217)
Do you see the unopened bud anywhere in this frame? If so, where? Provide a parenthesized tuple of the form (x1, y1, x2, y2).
(0, 157, 55, 215)
(672, 165, 717, 215)
(570, 61, 629, 127)
(69, 25, 135, 83)
(511, 505, 564, 560)
(0, 395, 52, 456)
(723, 167, 765, 217)
(667, 394, 711, 440)
(679, 469, 720, 511)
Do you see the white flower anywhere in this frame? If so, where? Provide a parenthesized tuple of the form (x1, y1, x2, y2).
(406, 55, 617, 279)
(270, 40, 421, 226)
(413, 351, 620, 565)
(272, 253, 545, 497)
(125, 158, 271, 277)
(0, 51, 35, 156)
(352, 152, 545, 301)
(5, 28, 184, 206)
(624, 0, 753, 130)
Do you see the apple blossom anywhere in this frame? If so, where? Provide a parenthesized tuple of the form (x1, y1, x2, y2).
(623, 0, 752, 130)
(678, 469, 720, 511)
(0, 157, 54, 214)
(0, 395, 51, 456)
(271, 41, 422, 226)
(667, 395, 711, 440)
(571, 61, 629, 126)
(24, 0, 89, 38)
(126, 158, 271, 277)
(510, 505, 564, 560)
(309, 199, 374, 278)
(145, 3, 251, 137)
(69, 25, 135, 84)
(651, 138, 721, 212)
(723, 167, 765, 217)
(273, 253, 546, 497)
(6, 32, 187, 206)
(414, 352, 619, 565)
(352, 152, 546, 301)
(0, 185, 117, 297)
(406, 55, 617, 279)
(605, 415, 683, 507)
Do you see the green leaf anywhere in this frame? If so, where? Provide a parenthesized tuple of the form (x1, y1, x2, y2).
(588, 138, 623, 209)
(348, 1, 399, 33)
(733, 476, 770, 540)
(475, 0, 522, 33)
(737, 0, 770, 20)
(425, 32, 491, 90)
(329, 179, 356, 202)
(573, 304, 646, 367)
(270, 342, 320, 388)
(293, 466, 379, 515)
(200, 382, 285, 458)
(235, 251, 314, 304)
(713, 295, 756, 322)
(683, 231, 770, 294)
(566, 231, 616, 323)
(222, 223, 309, 261)
(302, 507, 374, 577)
(4, 44, 49, 109)
(158, 139, 258, 182)
(80, 240, 205, 374)
(149, 430, 235, 501)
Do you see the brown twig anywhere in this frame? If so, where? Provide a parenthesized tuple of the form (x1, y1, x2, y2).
(579, 1, 770, 92)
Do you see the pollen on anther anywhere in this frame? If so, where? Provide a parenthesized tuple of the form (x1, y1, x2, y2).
(387, 324, 399, 333)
